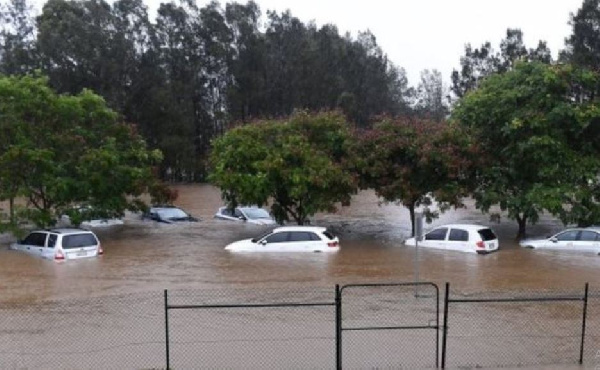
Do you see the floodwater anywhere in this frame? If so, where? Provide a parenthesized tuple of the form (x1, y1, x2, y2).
(1, 184, 599, 304)
(1, 184, 599, 369)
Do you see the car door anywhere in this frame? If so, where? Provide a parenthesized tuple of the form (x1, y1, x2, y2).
(575, 230, 600, 252)
(421, 227, 448, 250)
(43, 233, 58, 259)
(549, 230, 580, 250)
(261, 231, 290, 251)
(19, 232, 47, 257)
(287, 231, 320, 252)
(446, 228, 469, 252)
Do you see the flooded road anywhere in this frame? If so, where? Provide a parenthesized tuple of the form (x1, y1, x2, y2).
(1, 184, 599, 304)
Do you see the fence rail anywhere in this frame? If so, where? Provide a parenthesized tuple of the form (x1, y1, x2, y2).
(1, 283, 598, 369)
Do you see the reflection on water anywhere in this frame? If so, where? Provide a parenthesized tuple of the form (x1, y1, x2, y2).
(1, 184, 599, 304)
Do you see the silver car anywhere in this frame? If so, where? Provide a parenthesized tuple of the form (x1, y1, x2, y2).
(214, 206, 276, 225)
(520, 227, 600, 253)
(10, 228, 103, 261)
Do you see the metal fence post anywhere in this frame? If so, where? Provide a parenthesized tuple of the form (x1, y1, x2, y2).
(164, 289, 170, 370)
(579, 282, 589, 365)
(335, 284, 342, 370)
(441, 282, 449, 369)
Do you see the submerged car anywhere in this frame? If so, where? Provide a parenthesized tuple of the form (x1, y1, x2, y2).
(142, 206, 199, 223)
(225, 226, 339, 252)
(60, 206, 124, 229)
(214, 206, 276, 225)
(404, 224, 499, 254)
(520, 227, 600, 253)
(10, 229, 103, 261)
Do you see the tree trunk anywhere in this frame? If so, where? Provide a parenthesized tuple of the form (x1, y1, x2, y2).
(516, 214, 527, 240)
(409, 203, 416, 237)
(9, 196, 15, 225)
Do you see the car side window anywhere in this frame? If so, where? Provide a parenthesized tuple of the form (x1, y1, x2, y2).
(222, 208, 233, 217)
(425, 228, 448, 241)
(23, 232, 47, 247)
(448, 229, 469, 241)
(234, 209, 243, 218)
(265, 232, 289, 243)
(47, 234, 57, 249)
(289, 232, 314, 242)
(556, 230, 579, 241)
(578, 231, 597, 242)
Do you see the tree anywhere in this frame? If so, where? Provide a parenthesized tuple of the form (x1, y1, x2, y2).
(0, 0, 37, 75)
(0, 74, 165, 228)
(562, 0, 600, 70)
(356, 117, 477, 236)
(415, 69, 449, 121)
(452, 62, 600, 238)
(451, 28, 552, 98)
(209, 111, 357, 225)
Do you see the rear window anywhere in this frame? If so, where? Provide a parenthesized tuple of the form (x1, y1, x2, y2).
(477, 228, 497, 241)
(323, 231, 335, 240)
(62, 234, 98, 249)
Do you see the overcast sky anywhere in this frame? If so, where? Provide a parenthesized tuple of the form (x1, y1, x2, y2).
(32, 0, 585, 86)
(250, 0, 583, 87)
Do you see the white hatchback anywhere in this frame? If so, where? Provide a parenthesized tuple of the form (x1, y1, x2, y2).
(10, 228, 103, 261)
(404, 224, 499, 254)
(520, 227, 600, 253)
(225, 226, 340, 252)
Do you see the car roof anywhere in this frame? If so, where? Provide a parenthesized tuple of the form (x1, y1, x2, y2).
(272, 226, 327, 233)
(151, 206, 182, 211)
(433, 224, 493, 231)
(585, 226, 600, 232)
(43, 228, 94, 234)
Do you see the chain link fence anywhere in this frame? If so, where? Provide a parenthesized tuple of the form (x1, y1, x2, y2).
(0, 291, 164, 369)
(165, 287, 336, 369)
(1, 284, 599, 369)
(442, 284, 595, 369)
(340, 283, 439, 369)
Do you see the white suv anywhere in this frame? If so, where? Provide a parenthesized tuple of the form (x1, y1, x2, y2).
(10, 228, 103, 260)
(404, 224, 499, 254)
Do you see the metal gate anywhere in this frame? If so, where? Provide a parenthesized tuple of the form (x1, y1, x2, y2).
(339, 282, 440, 369)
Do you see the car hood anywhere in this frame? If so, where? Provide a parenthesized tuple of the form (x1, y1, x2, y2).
(519, 238, 547, 246)
(247, 219, 277, 225)
(225, 238, 254, 250)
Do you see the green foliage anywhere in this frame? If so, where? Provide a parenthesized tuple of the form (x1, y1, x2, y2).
(209, 111, 357, 225)
(0, 74, 164, 228)
(356, 116, 477, 236)
(452, 62, 600, 238)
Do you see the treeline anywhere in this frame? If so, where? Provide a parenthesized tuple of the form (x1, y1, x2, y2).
(0, 0, 421, 181)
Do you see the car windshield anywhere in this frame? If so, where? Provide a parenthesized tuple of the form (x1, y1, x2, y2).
(243, 208, 271, 219)
(157, 208, 188, 219)
(62, 234, 98, 249)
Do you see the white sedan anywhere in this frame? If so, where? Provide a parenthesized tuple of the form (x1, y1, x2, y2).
(404, 224, 499, 254)
(225, 226, 340, 252)
(520, 227, 600, 253)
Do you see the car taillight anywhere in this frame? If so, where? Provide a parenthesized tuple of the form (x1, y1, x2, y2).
(328, 241, 339, 248)
(54, 250, 65, 260)
(98, 243, 103, 255)
(476, 241, 485, 249)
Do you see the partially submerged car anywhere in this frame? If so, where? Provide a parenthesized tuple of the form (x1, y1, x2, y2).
(142, 206, 199, 223)
(404, 224, 499, 254)
(520, 227, 600, 253)
(10, 228, 103, 261)
(225, 226, 339, 252)
(60, 205, 124, 228)
(214, 206, 276, 225)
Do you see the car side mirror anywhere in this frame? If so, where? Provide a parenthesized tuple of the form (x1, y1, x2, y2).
(260, 240, 267, 245)
(550, 237, 558, 243)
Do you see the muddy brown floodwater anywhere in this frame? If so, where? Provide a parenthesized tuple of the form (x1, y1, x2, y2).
(1, 184, 600, 369)
(1, 183, 600, 303)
